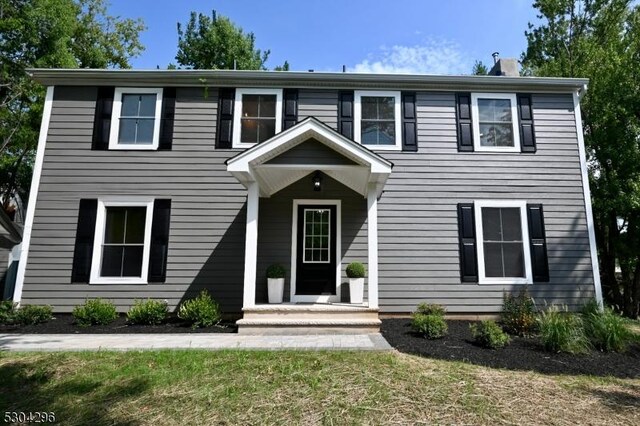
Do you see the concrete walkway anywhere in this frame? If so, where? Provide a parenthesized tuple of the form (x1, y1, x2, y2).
(0, 333, 392, 352)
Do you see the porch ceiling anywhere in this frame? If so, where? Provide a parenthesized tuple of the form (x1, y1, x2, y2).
(226, 117, 393, 197)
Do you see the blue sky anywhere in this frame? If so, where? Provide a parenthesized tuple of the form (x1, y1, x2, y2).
(108, 0, 540, 74)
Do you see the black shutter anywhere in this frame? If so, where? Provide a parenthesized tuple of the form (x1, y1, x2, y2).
(518, 94, 536, 153)
(283, 89, 298, 130)
(148, 199, 172, 283)
(159, 87, 176, 150)
(92, 86, 114, 150)
(527, 204, 549, 282)
(401, 92, 418, 151)
(71, 199, 98, 283)
(455, 93, 473, 152)
(457, 203, 478, 282)
(216, 88, 235, 149)
(338, 91, 354, 139)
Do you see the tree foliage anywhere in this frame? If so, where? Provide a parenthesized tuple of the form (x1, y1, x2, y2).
(472, 60, 489, 75)
(0, 0, 145, 217)
(176, 10, 270, 70)
(522, 0, 640, 317)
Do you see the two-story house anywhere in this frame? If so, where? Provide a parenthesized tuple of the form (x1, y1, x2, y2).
(9, 61, 602, 333)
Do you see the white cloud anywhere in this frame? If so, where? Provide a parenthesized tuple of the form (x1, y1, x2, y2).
(350, 39, 471, 75)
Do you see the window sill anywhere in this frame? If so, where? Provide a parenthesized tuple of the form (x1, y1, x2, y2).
(362, 144, 402, 152)
(108, 144, 158, 151)
(90, 277, 148, 285)
(478, 278, 532, 285)
(232, 142, 260, 149)
(474, 146, 520, 153)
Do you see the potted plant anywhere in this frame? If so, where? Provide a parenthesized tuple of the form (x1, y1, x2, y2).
(346, 262, 366, 304)
(266, 264, 286, 304)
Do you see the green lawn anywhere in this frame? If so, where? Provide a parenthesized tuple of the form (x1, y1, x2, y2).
(1, 350, 638, 425)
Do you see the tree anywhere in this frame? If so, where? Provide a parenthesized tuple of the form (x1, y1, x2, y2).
(472, 60, 489, 75)
(522, 0, 640, 317)
(176, 10, 270, 70)
(0, 0, 145, 218)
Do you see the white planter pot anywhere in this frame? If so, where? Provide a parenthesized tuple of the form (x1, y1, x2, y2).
(267, 278, 285, 304)
(349, 277, 365, 304)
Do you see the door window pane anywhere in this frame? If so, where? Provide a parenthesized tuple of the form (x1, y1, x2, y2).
(303, 208, 330, 263)
(481, 207, 524, 278)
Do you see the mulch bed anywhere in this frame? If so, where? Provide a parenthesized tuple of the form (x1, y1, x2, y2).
(0, 313, 237, 334)
(381, 318, 640, 378)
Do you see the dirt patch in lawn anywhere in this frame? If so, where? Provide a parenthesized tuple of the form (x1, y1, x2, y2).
(381, 318, 640, 378)
(0, 313, 237, 334)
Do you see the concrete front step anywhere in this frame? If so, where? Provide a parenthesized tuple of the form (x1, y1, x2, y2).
(237, 304, 381, 335)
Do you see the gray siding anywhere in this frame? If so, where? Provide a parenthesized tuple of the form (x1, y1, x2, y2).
(375, 92, 594, 312)
(266, 139, 357, 165)
(21, 86, 595, 313)
(23, 86, 248, 312)
(298, 90, 338, 130)
(257, 174, 366, 303)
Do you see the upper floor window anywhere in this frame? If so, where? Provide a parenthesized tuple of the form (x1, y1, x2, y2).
(354, 91, 402, 151)
(471, 93, 520, 152)
(109, 88, 163, 150)
(233, 88, 283, 148)
(475, 200, 532, 284)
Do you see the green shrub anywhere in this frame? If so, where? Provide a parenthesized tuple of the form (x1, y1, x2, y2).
(15, 305, 53, 325)
(501, 289, 537, 336)
(266, 264, 286, 279)
(470, 320, 510, 349)
(178, 290, 221, 328)
(0, 300, 17, 325)
(538, 306, 590, 354)
(346, 262, 366, 278)
(411, 314, 448, 339)
(580, 298, 601, 317)
(583, 307, 633, 353)
(416, 303, 446, 316)
(127, 299, 168, 325)
(72, 299, 118, 327)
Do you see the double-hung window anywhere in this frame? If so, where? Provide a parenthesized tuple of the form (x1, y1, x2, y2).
(354, 91, 402, 150)
(233, 88, 283, 148)
(90, 199, 154, 284)
(109, 88, 163, 150)
(475, 200, 533, 284)
(471, 93, 520, 152)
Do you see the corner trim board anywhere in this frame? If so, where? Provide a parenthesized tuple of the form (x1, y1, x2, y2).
(573, 90, 604, 307)
(13, 85, 54, 304)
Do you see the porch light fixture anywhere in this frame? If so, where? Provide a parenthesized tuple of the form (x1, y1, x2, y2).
(312, 171, 322, 191)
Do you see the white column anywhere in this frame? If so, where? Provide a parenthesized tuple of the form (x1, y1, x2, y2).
(367, 184, 379, 309)
(242, 182, 259, 309)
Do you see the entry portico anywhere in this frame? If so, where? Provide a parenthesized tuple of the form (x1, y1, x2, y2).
(226, 118, 393, 312)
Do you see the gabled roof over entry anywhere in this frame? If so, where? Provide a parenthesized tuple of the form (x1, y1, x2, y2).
(226, 117, 393, 197)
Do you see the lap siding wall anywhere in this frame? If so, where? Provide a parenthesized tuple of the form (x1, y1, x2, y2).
(20, 87, 594, 313)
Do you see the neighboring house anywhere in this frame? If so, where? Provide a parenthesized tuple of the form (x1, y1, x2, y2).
(14, 60, 602, 333)
(1, 208, 22, 300)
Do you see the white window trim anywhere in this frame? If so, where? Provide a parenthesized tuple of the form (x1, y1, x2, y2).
(290, 199, 342, 303)
(90, 198, 155, 285)
(474, 200, 533, 285)
(109, 87, 163, 150)
(471, 92, 521, 153)
(354, 90, 402, 151)
(232, 88, 283, 148)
